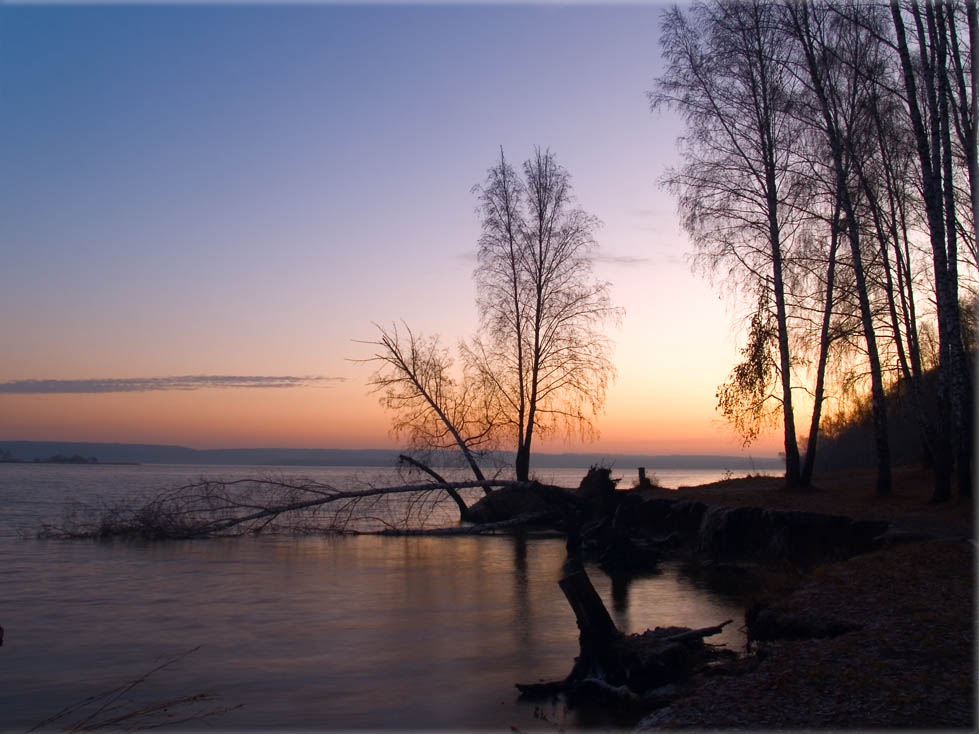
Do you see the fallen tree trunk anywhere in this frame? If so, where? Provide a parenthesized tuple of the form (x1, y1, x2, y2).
(397, 454, 472, 521)
(195, 479, 518, 536)
(39, 477, 519, 540)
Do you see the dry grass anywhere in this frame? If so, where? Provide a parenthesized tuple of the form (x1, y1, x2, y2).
(29, 647, 240, 731)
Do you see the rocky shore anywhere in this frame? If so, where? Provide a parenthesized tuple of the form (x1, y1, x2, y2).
(480, 465, 974, 729)
(633, 467, 976, 729)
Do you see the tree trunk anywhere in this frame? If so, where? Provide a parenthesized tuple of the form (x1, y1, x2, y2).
(515, 442, 531, 483)
(398, 454, 471, 520)
(768, 190, 802, 489)
(788, 3, 891, 495)
(935, 2, 974, 500)
(891, 0, 973, 500)
(841, 204, 893, 497)
(801, 207, 841, 486)
(559, 558, 619, 646)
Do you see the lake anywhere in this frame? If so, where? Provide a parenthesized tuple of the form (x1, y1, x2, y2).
(0, 463, 765, 730)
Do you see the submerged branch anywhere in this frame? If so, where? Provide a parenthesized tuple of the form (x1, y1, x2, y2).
(377, 511, 556, 536)
(29, 647, 240, 731)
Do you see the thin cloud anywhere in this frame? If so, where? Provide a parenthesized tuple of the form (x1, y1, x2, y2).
(593, 253, 651, 266)
(456, 251, 650, 266)
(0, 375, 345, 395)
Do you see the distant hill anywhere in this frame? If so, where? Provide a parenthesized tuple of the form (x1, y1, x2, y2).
(0, 440, 783, 471)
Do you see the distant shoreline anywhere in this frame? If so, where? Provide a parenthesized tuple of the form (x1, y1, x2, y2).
(0, 440, 784, 471)
(0, 458, 139, 466)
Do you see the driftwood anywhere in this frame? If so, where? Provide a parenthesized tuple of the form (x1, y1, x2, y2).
(517, 554, 735, 711)
(661, 620, 733, 644)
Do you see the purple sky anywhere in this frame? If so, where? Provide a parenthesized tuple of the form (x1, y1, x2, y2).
(0, 3, 779, 456)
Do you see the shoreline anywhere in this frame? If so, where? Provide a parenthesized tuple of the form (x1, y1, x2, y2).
(630, 467, 975, 728)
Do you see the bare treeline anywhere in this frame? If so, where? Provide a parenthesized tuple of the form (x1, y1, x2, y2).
(652, 0, 975, 500)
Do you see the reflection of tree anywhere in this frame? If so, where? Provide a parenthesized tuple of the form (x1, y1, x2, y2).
(511, 533, 531, 647)
(610, 573, 630, 617)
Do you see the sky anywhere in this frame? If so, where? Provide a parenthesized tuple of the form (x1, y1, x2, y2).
(0, 2, 783, 458)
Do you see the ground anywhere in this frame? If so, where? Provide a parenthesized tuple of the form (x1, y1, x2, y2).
(635, 465, 976, 729)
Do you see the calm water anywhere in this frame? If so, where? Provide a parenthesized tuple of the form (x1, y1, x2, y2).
(0, 464, 758, 731)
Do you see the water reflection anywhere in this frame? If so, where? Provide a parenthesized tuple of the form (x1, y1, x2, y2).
(2, 534, 747, 730)
(512, 532, 531, 647)
(611, 572, 630, 614)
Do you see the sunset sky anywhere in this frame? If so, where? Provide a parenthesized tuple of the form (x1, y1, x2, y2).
(0, 3, 783, 458)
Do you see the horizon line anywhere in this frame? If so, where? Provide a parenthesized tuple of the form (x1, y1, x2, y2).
(0, 439, 784, 461)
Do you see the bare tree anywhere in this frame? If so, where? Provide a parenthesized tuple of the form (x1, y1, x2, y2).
(363, 323, 497, 487)
(889, 0, 974, 499)
(467, 148, 620, 481)
(785, 0, 897, 495)
(652, 0, 810, 487)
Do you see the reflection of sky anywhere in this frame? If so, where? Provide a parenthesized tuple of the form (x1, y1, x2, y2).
(1, 521, 745, 729)
(0, 4, 780, 455)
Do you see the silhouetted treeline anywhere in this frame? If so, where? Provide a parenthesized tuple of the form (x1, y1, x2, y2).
(653, 0, 975, 500)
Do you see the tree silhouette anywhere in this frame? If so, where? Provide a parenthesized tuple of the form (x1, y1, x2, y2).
(366, 149, 619, 483)
(363, 322, 496, 486)
(652, 0, 808, 486)
(467, 148, 620, 481)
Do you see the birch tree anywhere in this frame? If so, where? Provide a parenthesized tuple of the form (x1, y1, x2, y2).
(365, 150, 619, 484)
(467, 148, 620, 482)
(889, 0, 974, 499)
(652, 0, 809, 487)
(785, 0, 896, 495)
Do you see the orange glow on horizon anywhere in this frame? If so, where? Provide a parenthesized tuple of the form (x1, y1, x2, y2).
(0, 380, 786, 457)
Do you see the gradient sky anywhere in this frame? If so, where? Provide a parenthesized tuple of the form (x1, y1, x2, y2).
(0, 2, 782, 457)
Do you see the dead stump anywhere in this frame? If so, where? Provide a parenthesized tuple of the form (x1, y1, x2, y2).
(517, 556, 734, 712)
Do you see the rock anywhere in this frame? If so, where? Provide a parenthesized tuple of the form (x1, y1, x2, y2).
(628, 496, 890, 567)
(745, 600, 863, 641)
(464, 482, 577, 524)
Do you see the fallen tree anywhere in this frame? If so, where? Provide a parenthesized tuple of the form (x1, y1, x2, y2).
(38, 476, 518, 540)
